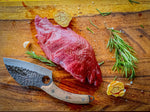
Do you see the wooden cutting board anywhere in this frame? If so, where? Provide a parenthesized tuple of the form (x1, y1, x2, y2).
(0, 0, 150, 111)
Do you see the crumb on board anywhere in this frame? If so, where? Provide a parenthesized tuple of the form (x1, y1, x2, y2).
(130, 81, 133, 85)
(23, 41, 31, 48)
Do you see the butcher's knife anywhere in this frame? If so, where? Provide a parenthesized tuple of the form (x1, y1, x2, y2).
(3, 58, 94, 104)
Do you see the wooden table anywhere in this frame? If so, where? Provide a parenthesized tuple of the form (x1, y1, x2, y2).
(0, 0, 150, 111)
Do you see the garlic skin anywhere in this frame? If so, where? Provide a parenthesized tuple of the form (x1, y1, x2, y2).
(23, 41, 31, 48)
(107, 81, 126, 97)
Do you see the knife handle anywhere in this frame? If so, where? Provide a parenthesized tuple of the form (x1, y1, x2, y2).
(41, 82, 94, 104)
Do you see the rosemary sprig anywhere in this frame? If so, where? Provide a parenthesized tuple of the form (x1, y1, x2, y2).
(96, 8, 111, 16)
(98, 61, 104, 66)
(89, 19, 99, 29)
(106, 28, 138, 80)
(128, 0, 140, 4)
(86, 27, 94, 34)
(26, 51, 56, 67)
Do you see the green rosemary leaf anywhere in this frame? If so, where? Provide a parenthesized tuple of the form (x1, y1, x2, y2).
(124, 65, 128, 78)
(103, 12, 112, 16)
(96, 8, 111, 16)
(128, 0, 140, 4)
(86, 27, 94, 34)
(140, 25, 144, 28)
(89, 19, 99, 29)
(107, 39, 110, 48)
(98, 61, 104, 66)
(110, 29, 121, 33)
(113, 76, 117, 81)
(96, 8, 103, 15)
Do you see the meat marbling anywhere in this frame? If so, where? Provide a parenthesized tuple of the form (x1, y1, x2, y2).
(35, 15, 102, 86)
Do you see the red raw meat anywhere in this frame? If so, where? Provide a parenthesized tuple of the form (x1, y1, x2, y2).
(35, 15, 102, 86)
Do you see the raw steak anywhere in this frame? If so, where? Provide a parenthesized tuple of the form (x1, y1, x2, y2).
(35, 15, 102, 86)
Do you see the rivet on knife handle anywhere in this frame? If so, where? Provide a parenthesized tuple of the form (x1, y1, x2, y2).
(41, 82, 94, 104)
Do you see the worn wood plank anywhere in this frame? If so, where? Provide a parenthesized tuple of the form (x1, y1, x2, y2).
(0, 1, 150, 111)
(0, 0, 150, 20)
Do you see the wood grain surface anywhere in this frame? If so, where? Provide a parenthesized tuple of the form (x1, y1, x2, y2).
(0, 0, 150, 111)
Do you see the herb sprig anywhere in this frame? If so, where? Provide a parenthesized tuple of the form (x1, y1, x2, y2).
(96, 8, 111, 16)
(26, 51, 56, 67)
(128, 0, 140, 4)
(106, 27, 138, 79)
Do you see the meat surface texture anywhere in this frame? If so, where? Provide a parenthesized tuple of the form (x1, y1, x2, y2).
(35, 15, 102, 86)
